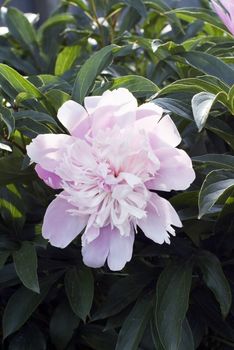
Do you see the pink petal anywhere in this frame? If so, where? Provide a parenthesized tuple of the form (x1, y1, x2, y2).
(42, 195, 88, 248)
(146, 148, 195, 191)
(152, 114, 181, 148)
(27, 134, 73, 172)
(84, 96, 102, 114)
(82, 226, 110, 268)
(35, 164, 62, 189)
(107, 227, 134, 271)
(138, 193, 182, 244)
(91, 88, 138, 134)
(136, 102, 163, 121)
(57, 100, 89, 136)
(211, 0, 234, 35)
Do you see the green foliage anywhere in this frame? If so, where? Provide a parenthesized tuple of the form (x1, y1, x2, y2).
(0, 0, 234, 349)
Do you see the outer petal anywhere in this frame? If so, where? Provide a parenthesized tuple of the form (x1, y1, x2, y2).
(150, 114, 181, 148)
(57, 100, 89, 136)
(35, 164, 62, 189)
(27, 134, 73, 171)
(136, 102, 163, 121)
(211, 0, 234, 35)
(138, 193, 182, 245)
(42, 195, 88, 248)
(107, 227, 134, 271)
(84, 96, 102, 114)
(91, 88, 138, 134)
(146, 148, 195, 191)
(82, 226, 110, 268)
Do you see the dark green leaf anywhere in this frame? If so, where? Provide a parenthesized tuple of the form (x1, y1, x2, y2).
(72, 45, 115, 103)
(197, 251, 232, 317)
(0, 184, 25, 232)
(50, 301, 80, 350)
(115, 295, 152, 350)
(155, 260, 193, 350)
(13, 241, 39, 293)
(93, 272, 153, 320)
(9, 324, 46, 350)
(198, 170, 234, 218)
(3, 280, 52, 338)
(6, 8, 37, 52)
(179, 319, 195, 350)
(0, 105, 15, 136)
(180, 51, 234, 87)
(65, 266, 94, 322)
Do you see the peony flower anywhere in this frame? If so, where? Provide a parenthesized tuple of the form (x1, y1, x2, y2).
(27, 88, 195, 271)
(211, 0, 234, 35)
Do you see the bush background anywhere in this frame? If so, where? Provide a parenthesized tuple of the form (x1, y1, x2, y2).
(0, 0, 234, 349)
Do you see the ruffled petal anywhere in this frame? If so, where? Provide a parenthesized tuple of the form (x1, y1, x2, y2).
(107, 227, 134, 271)
(42, 195, 88, 248)
(146, 148, 195, 191)
(27, 134, 73, 171)
(57, 100, 89, 136)
(35, 164, 62, 189)
(138, 193, 182, 244)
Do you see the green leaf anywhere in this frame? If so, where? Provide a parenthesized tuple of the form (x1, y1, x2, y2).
(0, 64, 54, 113)
(0, 155, 35, 186)
(115, 295, 152, 350)
(0, 105, 15, 136)
(191, 91, 226, 131)
(158, 76, 229, 98)
(65, 266, 94, 322)
(6, 7, 37, 53)
(9, 324, 46, 350)
(0, 251, 10, 269)
(0, 184, 25, 232)
(109, 75, 159, 97)
(169, 7, 228, 32)
(180, 51, 234, 87)
(179, 319, 195, 350)
(124, 0, 147, 17)
(39, 13, 75, 34)
(50, 301, 80, 350)
(72, 45, 115, 103)
(93, 272, 153, 320)
(55, 45, 81, 76)
(193, 154, 234, 173)
(155, 260, 193, 350)
(153, 97, 192, 120)
(45, 89, 70, 112)
(2, 280, 52, 338)
(198, 170, 234, 218)
(228, 84, 234, 112)
(13, 241, 39, 293)
(197, 251, 232, 318)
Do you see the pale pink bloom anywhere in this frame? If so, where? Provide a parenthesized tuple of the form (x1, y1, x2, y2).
(211, 0, 234, 35)
(27, 88, 195, 271)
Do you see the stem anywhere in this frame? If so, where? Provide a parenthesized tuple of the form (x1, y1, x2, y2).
(88, 0, 105, 46)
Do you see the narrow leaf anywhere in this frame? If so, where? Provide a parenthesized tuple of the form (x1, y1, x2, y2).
(72, 45, 115, 103)
(13, 241, 39, 293)
(198, 251, 232, 317)
(155, 260, 193, 350)
(198, 170, 234, 218)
